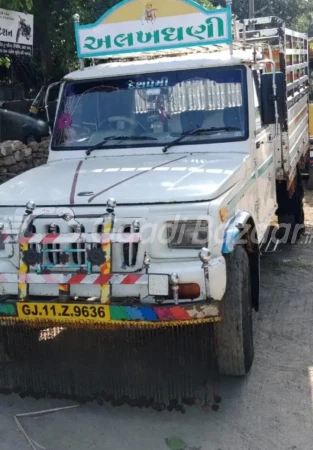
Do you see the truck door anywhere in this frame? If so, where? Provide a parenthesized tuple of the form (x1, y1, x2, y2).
(253, 70, 277, 229)
(44, 82, 61, 133)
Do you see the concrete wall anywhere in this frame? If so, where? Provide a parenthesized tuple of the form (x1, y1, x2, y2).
(0, 139, 49, 184)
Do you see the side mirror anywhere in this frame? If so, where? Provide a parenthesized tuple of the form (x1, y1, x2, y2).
(260, 72, 286, 125)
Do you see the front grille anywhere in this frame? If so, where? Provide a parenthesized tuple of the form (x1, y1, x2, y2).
(30, 225, 37, 251)
(47, 224, 60, 264)
(70, 224, 102, 266)
(122, 225, 139, 268)
(29, 219, 142, 272)
(72, 225, 86, 265)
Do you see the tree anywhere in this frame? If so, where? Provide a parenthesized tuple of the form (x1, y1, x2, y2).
(2, 0, 313, 88)
(35, 0, 313, 81)
(0, 0, 32, 11)
(197, 0, 214, 9)
(292, 4, 313, 33)
(230, 0, 312, 29)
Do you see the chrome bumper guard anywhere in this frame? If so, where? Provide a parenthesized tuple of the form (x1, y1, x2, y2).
(0, 200, 221, 326)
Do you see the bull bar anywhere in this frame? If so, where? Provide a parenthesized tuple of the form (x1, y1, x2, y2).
(0, 199, 221, 327)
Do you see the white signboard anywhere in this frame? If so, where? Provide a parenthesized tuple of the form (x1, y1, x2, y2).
(0, 8, 33, 57)
(75, 0, 232, 58)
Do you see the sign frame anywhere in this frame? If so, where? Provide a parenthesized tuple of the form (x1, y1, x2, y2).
(74, 0, 232, 59)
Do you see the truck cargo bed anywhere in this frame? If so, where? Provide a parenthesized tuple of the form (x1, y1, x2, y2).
(244, 17, 309, 181)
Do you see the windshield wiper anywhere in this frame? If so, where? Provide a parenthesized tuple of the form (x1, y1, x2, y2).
(86, 135, 158, 155)
(162, 127, 240, 153)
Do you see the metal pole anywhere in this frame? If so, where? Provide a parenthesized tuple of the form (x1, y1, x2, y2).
(249, 0, 254, 19)
(73, 13, 85, 71)
(249, 0, 255, 19)
(248, 0, 255, 31)
(226, 0, 233, 56)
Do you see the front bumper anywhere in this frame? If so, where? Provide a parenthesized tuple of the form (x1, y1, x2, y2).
(0, 205, 227, 327)
(0, 299, 222, 328)
(0, 255, 226, 327)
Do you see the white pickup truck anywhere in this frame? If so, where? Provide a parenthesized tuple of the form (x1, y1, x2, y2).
(0, 2, 309, 377)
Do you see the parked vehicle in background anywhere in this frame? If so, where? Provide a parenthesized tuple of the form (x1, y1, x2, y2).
(26, 81, 60, 143)
(0, 83, 52, 144)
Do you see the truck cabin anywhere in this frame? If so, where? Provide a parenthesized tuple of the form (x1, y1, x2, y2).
(52, 63, 247, 152)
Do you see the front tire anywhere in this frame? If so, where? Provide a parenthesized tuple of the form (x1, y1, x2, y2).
(214, 246, 254, 376)
(16, 29, 21, 43)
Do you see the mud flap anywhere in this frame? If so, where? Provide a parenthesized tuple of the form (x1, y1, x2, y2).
(0, 321, 221, 411)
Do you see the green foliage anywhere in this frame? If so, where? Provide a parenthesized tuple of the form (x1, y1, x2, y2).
(2, 0, 313, 87)
(292, 8, 313, 33)
(196, 0, 214, 9)
(0, 57, 10, 68)
(231, 0, 312, 27)
(0, 0, 32, 11)
(36, 0, 313, 81)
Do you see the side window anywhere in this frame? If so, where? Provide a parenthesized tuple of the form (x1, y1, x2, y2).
(252, 70, 262, 132)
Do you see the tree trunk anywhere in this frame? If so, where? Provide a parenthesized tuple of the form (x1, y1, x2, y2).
(33, 0, 54, 83)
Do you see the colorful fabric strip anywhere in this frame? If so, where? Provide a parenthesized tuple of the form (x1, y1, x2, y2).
(0, 303, 219, 322)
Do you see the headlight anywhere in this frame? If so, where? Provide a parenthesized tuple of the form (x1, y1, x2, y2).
(167, 220, 208, 249)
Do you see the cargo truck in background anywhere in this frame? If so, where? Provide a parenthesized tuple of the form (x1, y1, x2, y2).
(0, 0, 309, 377)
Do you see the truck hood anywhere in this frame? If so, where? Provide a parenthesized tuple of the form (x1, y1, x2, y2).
(0, 153, 248, 206)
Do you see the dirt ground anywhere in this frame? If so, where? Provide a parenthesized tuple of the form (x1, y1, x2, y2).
(2, 192, 313, 450)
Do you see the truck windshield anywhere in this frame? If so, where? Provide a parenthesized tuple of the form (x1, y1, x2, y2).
(52, 66, 248, 151)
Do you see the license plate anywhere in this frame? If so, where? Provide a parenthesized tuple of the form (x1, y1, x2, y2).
(17, 302, 109, 323)
(148, 274, 169, 296)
